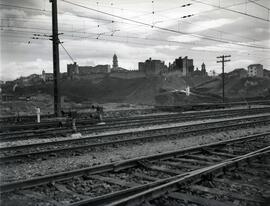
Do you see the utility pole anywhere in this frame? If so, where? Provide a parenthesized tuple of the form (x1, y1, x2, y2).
(217, 55, 231, 103)
(50, 0, 61, 116)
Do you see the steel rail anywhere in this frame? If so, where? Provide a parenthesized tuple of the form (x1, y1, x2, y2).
(1, 114, 269, 151)
(1, 99, 269, 123)
(0, 111, 239, 137)
(2, 107, 269, 138)
(0, 131, 269, 194)
(1, 111, 266, 145)
(0, 116, 269, 163)
(1, 107, 269, 133)
(97, 146, 270, 206)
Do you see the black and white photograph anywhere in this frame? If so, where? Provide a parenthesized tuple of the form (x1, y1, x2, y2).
(0, 0, 270, 205)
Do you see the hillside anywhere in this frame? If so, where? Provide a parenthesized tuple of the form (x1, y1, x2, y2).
(194, 75, 270, 100)
(2, 73, 269, 108)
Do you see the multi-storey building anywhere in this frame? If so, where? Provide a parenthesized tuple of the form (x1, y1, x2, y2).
(248, 64, 263, 77)
(138, 58, 167, 75)
(169, 56, 194, 76)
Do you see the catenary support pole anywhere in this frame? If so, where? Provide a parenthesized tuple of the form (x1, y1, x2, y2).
(50, 0, 61, 116)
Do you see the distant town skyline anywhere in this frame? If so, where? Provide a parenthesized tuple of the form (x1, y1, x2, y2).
(1, 0, 270, 80)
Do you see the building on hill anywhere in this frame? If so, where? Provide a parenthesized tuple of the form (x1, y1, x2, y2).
(67, 62, 111, 79)
(192, 67, 201, 76)
(169, 56, 194, 76)
(248, 64, 263, 77)
(111, 67, 128, 72)
(228, 68, 247, 78)
(112, 54, 118, 70)
(79, 65, 111, 75)
(67, 62, 79, 78)
(263, 69, 270, 78)
(201, 62, 207, 76)
(111, 54, 128, 72)
(138, 58, 167, 75)
(14, 74, 43, 86)
(41, 70, 54, 81)
(192, 63, 208, 76)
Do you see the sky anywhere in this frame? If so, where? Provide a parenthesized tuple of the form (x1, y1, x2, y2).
(1, 0, 270, 80)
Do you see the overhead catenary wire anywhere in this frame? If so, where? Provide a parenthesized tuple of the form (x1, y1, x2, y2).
(3, 27, 265, 64)
(1, 1, 269, 60)
(1, 25, 269, 62)
(248, 0, 270, 10)
(3, 1, 269, 78)
(0, 3, 50, 12)
(2, 30, 267, 73)
(60, 0, 270, 50)
(2, 25, 269, 53)
(0, 15, 260, 44)
(1, 2, 267, 45)
(190, 0, 270, 22)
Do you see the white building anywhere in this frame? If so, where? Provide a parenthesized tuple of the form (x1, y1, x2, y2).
(247, 64, 263, 77)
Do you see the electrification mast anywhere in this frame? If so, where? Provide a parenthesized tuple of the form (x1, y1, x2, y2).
(50, 0, 61, 116)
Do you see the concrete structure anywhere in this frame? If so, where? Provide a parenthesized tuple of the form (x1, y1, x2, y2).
(248, 64, 263, 77)
(138, 58, 167, 75)
(169, 56, 194, 76)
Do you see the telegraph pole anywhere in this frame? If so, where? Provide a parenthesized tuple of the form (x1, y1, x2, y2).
(217, 55, 231, 103)
(50, 0, 61, 116)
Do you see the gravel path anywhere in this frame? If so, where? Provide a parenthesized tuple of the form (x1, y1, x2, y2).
(1, 113, 269, 148)
(1, 124, 269, 183)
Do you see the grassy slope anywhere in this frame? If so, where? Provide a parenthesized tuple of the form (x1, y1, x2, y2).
(5, 75, 270, 106)
(195, 76, 270, 99)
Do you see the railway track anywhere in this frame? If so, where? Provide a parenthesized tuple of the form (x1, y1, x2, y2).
(1, 132, 269, 206)
(1, 115, 269, 163)
(1, 107, 270, 142)
(104, 147, 270, 206)
(1, 100, 269, 125)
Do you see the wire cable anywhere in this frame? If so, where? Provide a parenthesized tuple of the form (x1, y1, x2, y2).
(191, 0, 270, 22)
(61, 0, 270, 50)
(248, 0, 270, 10)
(59, 41, 75, 63)
(0, 3, 50, 12)
(2, 25, 269, 53)
(1, 2, 266, 45)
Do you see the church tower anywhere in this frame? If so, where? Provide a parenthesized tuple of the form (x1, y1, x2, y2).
(113, 54, 118, 69)
(201, 62, 206, 76)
